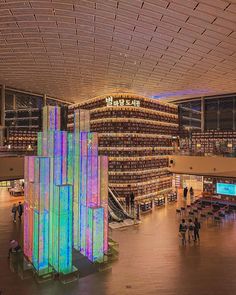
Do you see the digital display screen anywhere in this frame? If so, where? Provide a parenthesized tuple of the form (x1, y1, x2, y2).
(216, 183, 236, 196)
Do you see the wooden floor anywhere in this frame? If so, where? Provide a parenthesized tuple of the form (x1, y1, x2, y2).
(1, 188, 236, 295)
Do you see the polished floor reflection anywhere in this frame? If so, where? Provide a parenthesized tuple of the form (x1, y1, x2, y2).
(1, 188, 236, 295)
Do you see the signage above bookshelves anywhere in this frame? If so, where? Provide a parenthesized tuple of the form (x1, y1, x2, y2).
(105, 96, 141, 107)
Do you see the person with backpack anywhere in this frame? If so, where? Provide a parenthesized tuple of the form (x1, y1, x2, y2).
(194, 218, 201, 242)
(11, 203, 17, 223)
(188, 219, 195, 242)
(179, 219, 187, 245)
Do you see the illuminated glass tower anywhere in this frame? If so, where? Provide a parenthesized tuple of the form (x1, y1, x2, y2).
(24, 106, 108, 276)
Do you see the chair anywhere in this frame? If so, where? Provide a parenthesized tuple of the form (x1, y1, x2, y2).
(219, 212, 225, 218)
(214, 216, 221, 223)
(176, 209, 181, 214)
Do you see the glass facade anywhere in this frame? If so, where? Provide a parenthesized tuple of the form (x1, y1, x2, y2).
(205, 96, 236, 131)
(178, 94, 236, 132)
(179, 99, 201, 131)
(1, 86, 71, 152)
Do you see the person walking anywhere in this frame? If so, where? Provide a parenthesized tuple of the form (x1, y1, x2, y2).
(183, 187, 188, 199)
(194, 218, 201, 242)
(11, 204, 17, 223)
(188, 218, 195, 243)
(130, 192, 135, 215)
(17, 202, 24, 221)
(179, 219, 187, 245)
(190, 187, 194, 199)
(125, 195, 130, 213)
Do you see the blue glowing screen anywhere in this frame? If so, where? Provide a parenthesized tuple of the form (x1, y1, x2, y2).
(216, 183, 236, 196)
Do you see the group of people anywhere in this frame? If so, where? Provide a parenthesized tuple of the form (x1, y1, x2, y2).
(11, 202, 23, 223)
(179, 218, 201, 245)
(183, 186, 194, 199)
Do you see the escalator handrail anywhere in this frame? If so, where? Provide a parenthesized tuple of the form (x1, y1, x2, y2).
(108, 198, 127, 219)
(108, 187, 134, 219)
(108, 205, 122, 222)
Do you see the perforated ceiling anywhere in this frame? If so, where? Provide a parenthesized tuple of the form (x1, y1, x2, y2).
(0, 0, 236, 102)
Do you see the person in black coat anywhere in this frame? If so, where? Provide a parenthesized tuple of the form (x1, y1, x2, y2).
(125, 195, 130, 212)
(130, 192, 135, 214)
(194, 218, 201, 242)
(183, 187, 188, 199)
(17, 202, 24, 221)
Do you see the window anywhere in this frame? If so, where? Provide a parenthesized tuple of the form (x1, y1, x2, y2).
(205, 99, 218, 130)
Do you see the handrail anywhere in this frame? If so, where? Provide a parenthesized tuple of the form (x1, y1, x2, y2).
(177, 151, 236, 158)
(108, 205, 122, 222)
(108, 187, 134, 219)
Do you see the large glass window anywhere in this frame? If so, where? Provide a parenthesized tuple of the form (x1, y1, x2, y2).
(219, 98, 234, 130)
(179, 99, 201, 131)
(15, 92, 43, 109)
(5, 91, 14, 110)
(205, 99, 218, 130)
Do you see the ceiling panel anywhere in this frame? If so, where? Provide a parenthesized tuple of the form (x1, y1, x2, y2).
(0, 0, 235, 102)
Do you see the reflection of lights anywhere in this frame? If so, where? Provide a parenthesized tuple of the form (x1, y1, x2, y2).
(153, 89, 211, 99)
(196, 144, 201, 148)
(7, 144, 11, 149)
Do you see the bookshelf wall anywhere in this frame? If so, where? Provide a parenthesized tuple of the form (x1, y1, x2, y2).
(68, 93, 178, 200)
(180, 130, 236, 156)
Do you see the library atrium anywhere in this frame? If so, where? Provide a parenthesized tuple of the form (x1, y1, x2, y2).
(0, 1, 236, 295)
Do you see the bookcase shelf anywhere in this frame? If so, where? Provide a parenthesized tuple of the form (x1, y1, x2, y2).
(68, 94, 178, 199)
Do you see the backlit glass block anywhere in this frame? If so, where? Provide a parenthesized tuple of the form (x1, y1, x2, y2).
(24, 106, 108, 275)
(87, 133, 99, 207)
(80, 204, 87, 255)
(67, 133, 73, 185)
(87, 207, 104, 262)
(32, 209, 49, 272)
(99, 156, 109, 253)
(51, 185, 73, 273)
(80, 132, 88, 206)
(43, 106, 61, 131)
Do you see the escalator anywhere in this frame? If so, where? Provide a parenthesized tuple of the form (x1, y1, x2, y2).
(108, 187, 134, 222)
